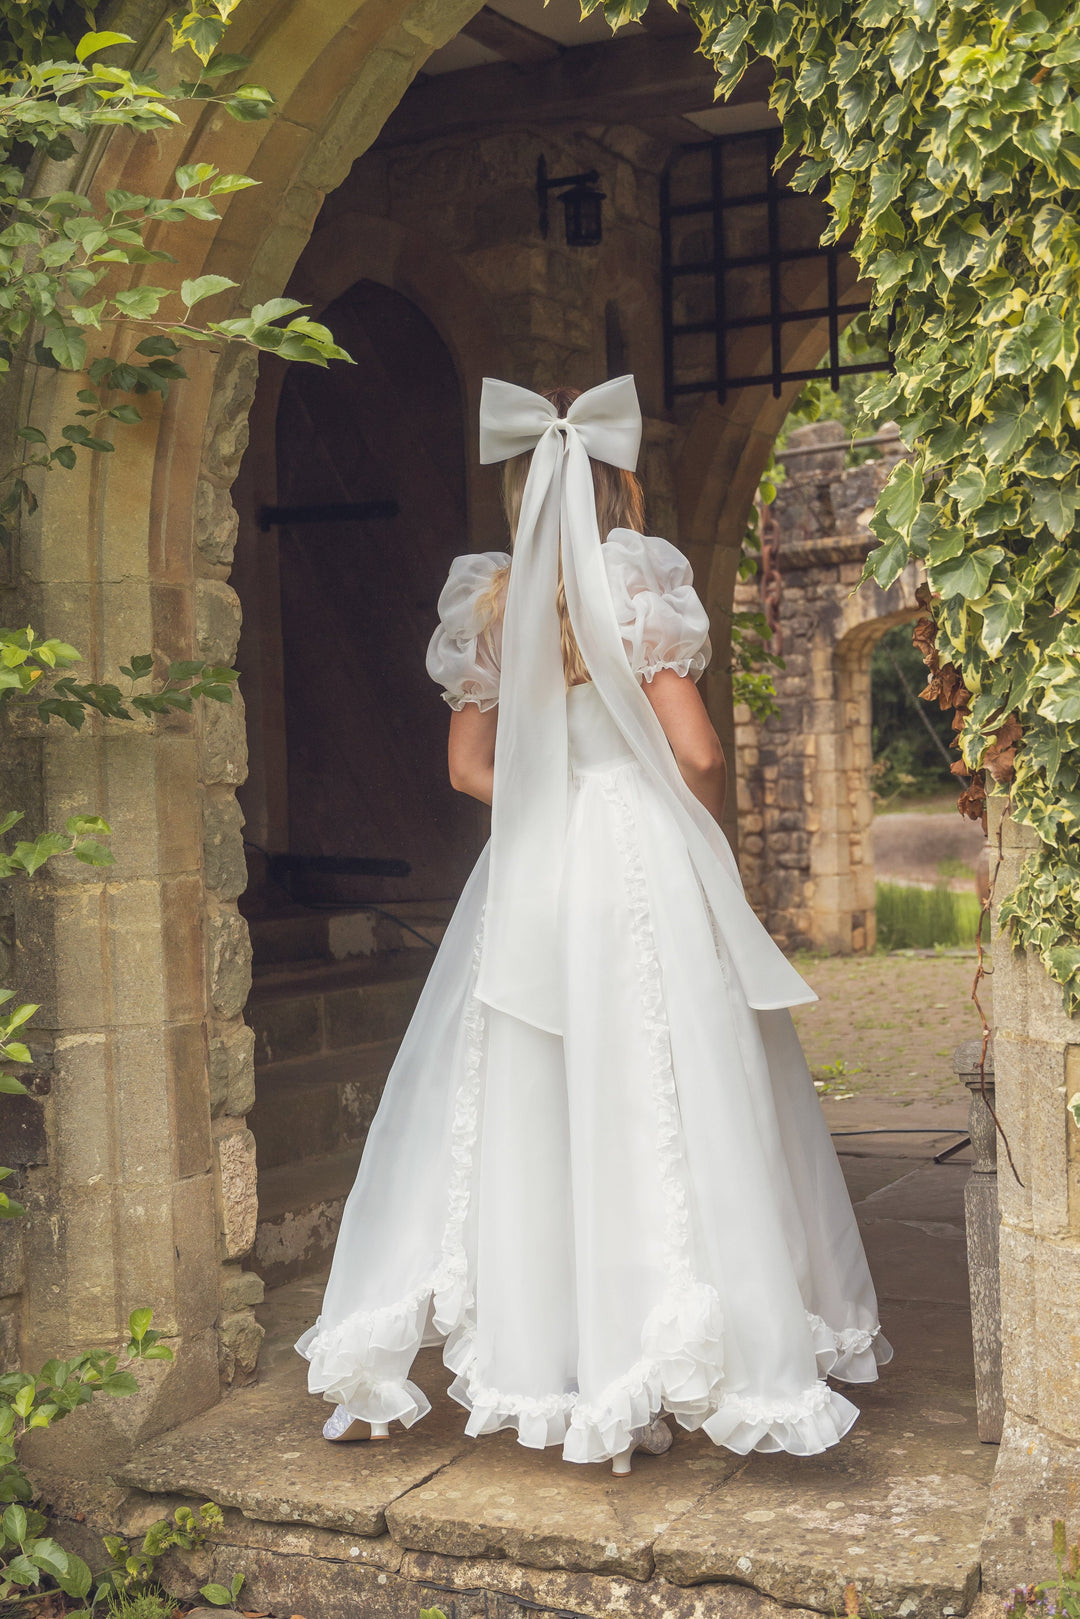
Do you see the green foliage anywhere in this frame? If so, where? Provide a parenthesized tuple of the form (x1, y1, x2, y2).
(876, 880, 981, 952)
(0, 0, 96, 75)
(0, 1311, 177, 1604)
(0, 24, 352, 545)
(584, 0, 1080, 1014)
(89, 1502, 222, 1614)
(0, 627, 236, 728)
(871, 623, 955, 798)
(1006, 1519, 1080, 1619)
(775, 315, 893, 465)
(199, 1570, 244, 1607)
(104, 1591, 177, 1619)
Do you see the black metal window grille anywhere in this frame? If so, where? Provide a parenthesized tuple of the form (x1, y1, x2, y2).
(660, 128, 892, 407)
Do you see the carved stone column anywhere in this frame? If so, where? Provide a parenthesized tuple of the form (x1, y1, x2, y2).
(954, 1037, 1003, 1443)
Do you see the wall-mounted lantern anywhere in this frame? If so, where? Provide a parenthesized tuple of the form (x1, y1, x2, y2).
(536, 154, 605, 248)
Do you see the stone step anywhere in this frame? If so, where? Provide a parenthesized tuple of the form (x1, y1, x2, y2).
(248, 1043, 399, 1171)
(248, 903, 450, 969)
(248, 953, 431, 1070)
(253, 1147, 362, 1290)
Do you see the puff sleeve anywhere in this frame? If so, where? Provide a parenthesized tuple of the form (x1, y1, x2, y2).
(602, 529, 712, 684)
(425, 551, 510, 711)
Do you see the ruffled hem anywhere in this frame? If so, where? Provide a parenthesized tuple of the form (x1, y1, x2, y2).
(297, 1283, 884, 1462)
(806, 1311, 895, 1384)
(296, 1304, 433, 1428)
(638, 653, 709, 685)
(702, 1379, 860, 1456)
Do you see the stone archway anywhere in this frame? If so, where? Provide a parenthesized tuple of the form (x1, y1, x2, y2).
(8, 5, 1077, 1578)
(7, 0, 890, 1456)
(732, 423, 922, 953)
(232, 208, 507, 871)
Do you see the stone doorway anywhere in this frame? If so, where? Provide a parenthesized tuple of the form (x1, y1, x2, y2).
(270, 277, 479, 908)
(233, 279, 483, 1292)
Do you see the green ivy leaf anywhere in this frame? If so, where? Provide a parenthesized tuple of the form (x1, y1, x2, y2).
(930, 546, 1007, 602)
(1029, 479, 1080, 541)
(978, 584, 1028, 656)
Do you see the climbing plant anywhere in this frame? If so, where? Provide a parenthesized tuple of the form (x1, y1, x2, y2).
(0, 12, 352, 545)
(587, 0, 1080, 1012)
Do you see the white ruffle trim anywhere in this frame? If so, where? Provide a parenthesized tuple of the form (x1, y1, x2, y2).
(638, 652, 709, 685)
(442, 689, 499, 712)
(297, 1280, 872, 1459)
(702, 1377, 860, 1455)
(296, 1293, 433, 1428)
(806, 1310, 894, 1384)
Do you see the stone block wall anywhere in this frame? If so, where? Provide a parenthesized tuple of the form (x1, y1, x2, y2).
(195, 351, 264, 1386)
(328, 119, 672, 410)
(733, 423, 919, 953)
(981, 803, 1080, 1584)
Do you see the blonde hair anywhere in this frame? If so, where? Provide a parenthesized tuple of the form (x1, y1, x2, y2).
(476, 385, 646, 687)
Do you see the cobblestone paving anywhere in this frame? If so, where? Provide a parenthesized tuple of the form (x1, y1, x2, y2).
(791, 949, 991, 1108)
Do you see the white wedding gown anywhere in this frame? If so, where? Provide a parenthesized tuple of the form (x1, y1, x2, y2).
(297, 530, 892, 1461)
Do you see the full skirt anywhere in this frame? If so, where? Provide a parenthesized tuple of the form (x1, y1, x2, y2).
(297, 758, 892, 1461)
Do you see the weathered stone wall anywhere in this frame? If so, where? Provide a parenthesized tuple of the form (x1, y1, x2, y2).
(324, 120, 676, 484)
(195, 352, 262, 1385)
(0, 0, 489, 1469)
(733, 422, 917, 953)
(981, 804, 1080, 1584)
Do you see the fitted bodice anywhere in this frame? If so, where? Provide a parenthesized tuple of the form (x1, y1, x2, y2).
(567, 682, 635, 775)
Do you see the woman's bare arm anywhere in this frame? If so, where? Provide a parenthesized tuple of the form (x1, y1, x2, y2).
(448, 704, 498, 805)
(642, 668, 727, 823)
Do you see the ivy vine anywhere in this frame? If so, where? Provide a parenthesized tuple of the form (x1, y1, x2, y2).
(588, 0, 1080, 1013)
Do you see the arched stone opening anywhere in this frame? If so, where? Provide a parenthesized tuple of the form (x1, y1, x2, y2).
(211, 20, 892, 1301)
(231, 214, 509, 1287)
(13, 14, 1077, 1581)
(10, 0, 885, 1445)
(733, 428, 923, 953)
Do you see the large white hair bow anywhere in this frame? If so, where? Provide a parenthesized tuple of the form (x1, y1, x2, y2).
(474, 374, 812, 1036)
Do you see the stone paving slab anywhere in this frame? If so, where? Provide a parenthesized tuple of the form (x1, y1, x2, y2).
(402, 1548, 823, 1619)
(115, 1349, 474, 1538)
(653, 1307, 995, 1619)
(112, 1171, 993, 1618)
(386, 1425, 744, 1580)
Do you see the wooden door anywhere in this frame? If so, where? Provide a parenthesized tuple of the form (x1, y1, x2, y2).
(275, 280, 481, 903)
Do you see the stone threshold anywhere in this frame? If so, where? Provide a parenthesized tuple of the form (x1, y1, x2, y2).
(94, 1259, 995, 1619)
(33, 1152, 998, 1619)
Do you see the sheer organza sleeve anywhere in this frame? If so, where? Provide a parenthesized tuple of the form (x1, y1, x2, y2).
(425, 551, 510, 711)
(603, 528, 712, 684)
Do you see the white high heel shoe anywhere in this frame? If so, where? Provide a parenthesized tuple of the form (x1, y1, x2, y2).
(322, 1404, 390, 1442)
(611, 1416, 673, 1476)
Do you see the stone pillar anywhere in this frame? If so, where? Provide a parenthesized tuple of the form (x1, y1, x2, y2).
(980, 798, 1080, 1589)
(953, 1038, 1003, 1443)
(11, 364, 223, 1473)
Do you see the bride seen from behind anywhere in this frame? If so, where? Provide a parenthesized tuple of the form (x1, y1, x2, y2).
(296, 374, 892, 1476)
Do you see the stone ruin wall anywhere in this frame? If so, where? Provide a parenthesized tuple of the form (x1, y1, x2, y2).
(733, 421, 921, 956)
